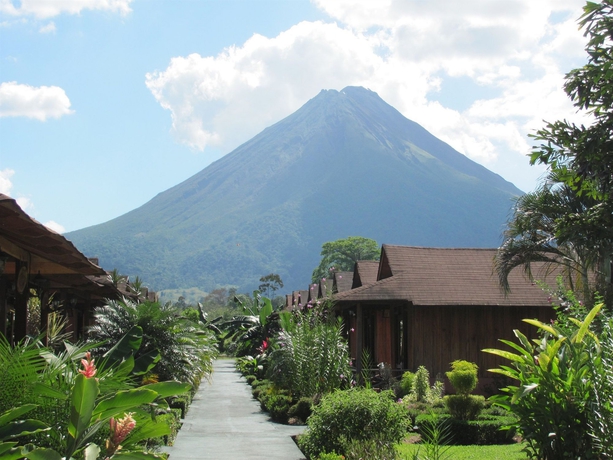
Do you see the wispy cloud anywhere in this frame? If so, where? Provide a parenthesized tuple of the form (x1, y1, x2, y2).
(0, 0, 132, 19)
(0, 81, 74, 120)
(0, 169, 15, 195)
(38, 21, 56, 34)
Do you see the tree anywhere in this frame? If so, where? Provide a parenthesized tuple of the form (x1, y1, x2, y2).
(311, 236, 379, 283)
(495, 172, 599, 302)
(527, 1, 613, 300)
(258, 273, 284, 298)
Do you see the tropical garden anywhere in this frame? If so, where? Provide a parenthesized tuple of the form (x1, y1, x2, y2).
(5, 2, 613, 460)
(1, 294, 218, 460)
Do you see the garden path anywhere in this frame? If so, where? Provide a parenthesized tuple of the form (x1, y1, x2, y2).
(164, 358, 306, 460)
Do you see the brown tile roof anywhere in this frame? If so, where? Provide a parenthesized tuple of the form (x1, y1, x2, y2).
(334, 271, 353, 293)
(318, 278, 334, 298)
(353, 261, 379, 288)
(0, 194, 105, 277)
(334, 245, 555, 307)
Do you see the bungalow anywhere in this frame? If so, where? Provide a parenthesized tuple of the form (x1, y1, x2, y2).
(333, 244, 557, 392)
(0, 194, 148, 344)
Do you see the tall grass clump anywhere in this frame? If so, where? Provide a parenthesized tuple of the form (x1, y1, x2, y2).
(267, 299, 351, 398)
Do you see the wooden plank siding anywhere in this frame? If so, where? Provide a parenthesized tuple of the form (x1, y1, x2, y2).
(406, 304, 553, 391)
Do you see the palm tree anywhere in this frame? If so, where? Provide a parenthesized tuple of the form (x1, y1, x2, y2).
(495, 173, 611, 302)
(88, 299, 217, 385)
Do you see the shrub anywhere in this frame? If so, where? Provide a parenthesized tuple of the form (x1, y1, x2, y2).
(288, 397, 313, 423)
(403, 366, 444, 405)
(415, 414, 516, 445)
(446, 360, 478, 396)
(342, 437, 399, 460)
(265, 394, 293, 423)
(444, 394, 484, 421)
(399, 371, 415, 397)
(317, 453, 345, 460)
(298, 388, 410, 459)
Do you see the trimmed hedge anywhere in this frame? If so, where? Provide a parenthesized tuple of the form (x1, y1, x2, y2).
(415, 414, 516, 445)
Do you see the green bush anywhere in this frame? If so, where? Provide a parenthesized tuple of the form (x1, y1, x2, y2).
(288, 397, 313, 423)
(317, 453, 345, 460)
(265, 394, 293, 423)
(415, 413, 516, 445)
(245, 374, 257, 384)
(342, 437, 399, 460)
(444, 394, 485, 421)
(446, 360, 478, 396)
(399, 371, 415, 397)
(298, 388, 410, 459)
(168, 395, 191, 419)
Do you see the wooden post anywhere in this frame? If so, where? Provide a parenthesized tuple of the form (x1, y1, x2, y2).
(356, 303, 363, 383)
(13, 261, 28, 341)
(0, 278, 7, 338)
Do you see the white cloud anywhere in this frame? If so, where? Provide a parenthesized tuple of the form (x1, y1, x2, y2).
(0, 0, 132, 18)
(16, 196, 33, 211)
(44, 220, 65, 234)
(146, 0, 588, 192)
(0, 81, 73, 120)
(0, 169, 14, 195)
(38, 21, 56, 34)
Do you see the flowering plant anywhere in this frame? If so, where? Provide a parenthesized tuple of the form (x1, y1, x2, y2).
(20, 348, 189, 460)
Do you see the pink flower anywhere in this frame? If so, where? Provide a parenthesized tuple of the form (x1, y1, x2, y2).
(350, 328, 355, 332)
(107, 412, 136, 456)
(79, 352, 97, 378)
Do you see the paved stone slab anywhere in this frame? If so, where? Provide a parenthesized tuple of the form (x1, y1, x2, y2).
(166, 359, 306, 460)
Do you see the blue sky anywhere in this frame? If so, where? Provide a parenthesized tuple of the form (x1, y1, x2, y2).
(1, 0, 589, 233)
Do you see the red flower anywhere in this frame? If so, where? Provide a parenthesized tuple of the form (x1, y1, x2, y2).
(79, 352, 97, 378)
(106, 412, 136, 456)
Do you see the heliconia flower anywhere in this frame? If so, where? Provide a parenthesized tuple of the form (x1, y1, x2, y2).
(107, 412, 136, 456)
(79, 352, 97, 378)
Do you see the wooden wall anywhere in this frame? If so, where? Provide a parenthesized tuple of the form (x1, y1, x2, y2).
(406, 304, 554, 383)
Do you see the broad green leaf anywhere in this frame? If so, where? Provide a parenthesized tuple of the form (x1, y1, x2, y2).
(512, 382, 538, 403)
(523, 319, 558, 336)
(0, 405, 38, 426)
(93, 389, 158, 421)
(0, 441, 19, 457)
(487, 368, 518, 380)
(259, 297, 273, 327)
(132, 350, 161, 376)
(514, 330, 533, 351)
(140, 382, 191, 399)
(573, 302, 603, 344)
(497, 339, 533, 358)
(23, 448, 63, 460)
(482, 348, 525, 363)
(32, 383, 67, 400)
(103, 326, 143, 365)
(122, 420, 170, 446)
(0, 420, 49, 441)
(68, 374, 99, 442)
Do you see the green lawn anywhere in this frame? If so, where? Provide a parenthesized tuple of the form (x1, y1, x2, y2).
(397, 443, 528, 460)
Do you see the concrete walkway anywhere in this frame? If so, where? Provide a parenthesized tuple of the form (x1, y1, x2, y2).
(165, 359, 306, 460)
